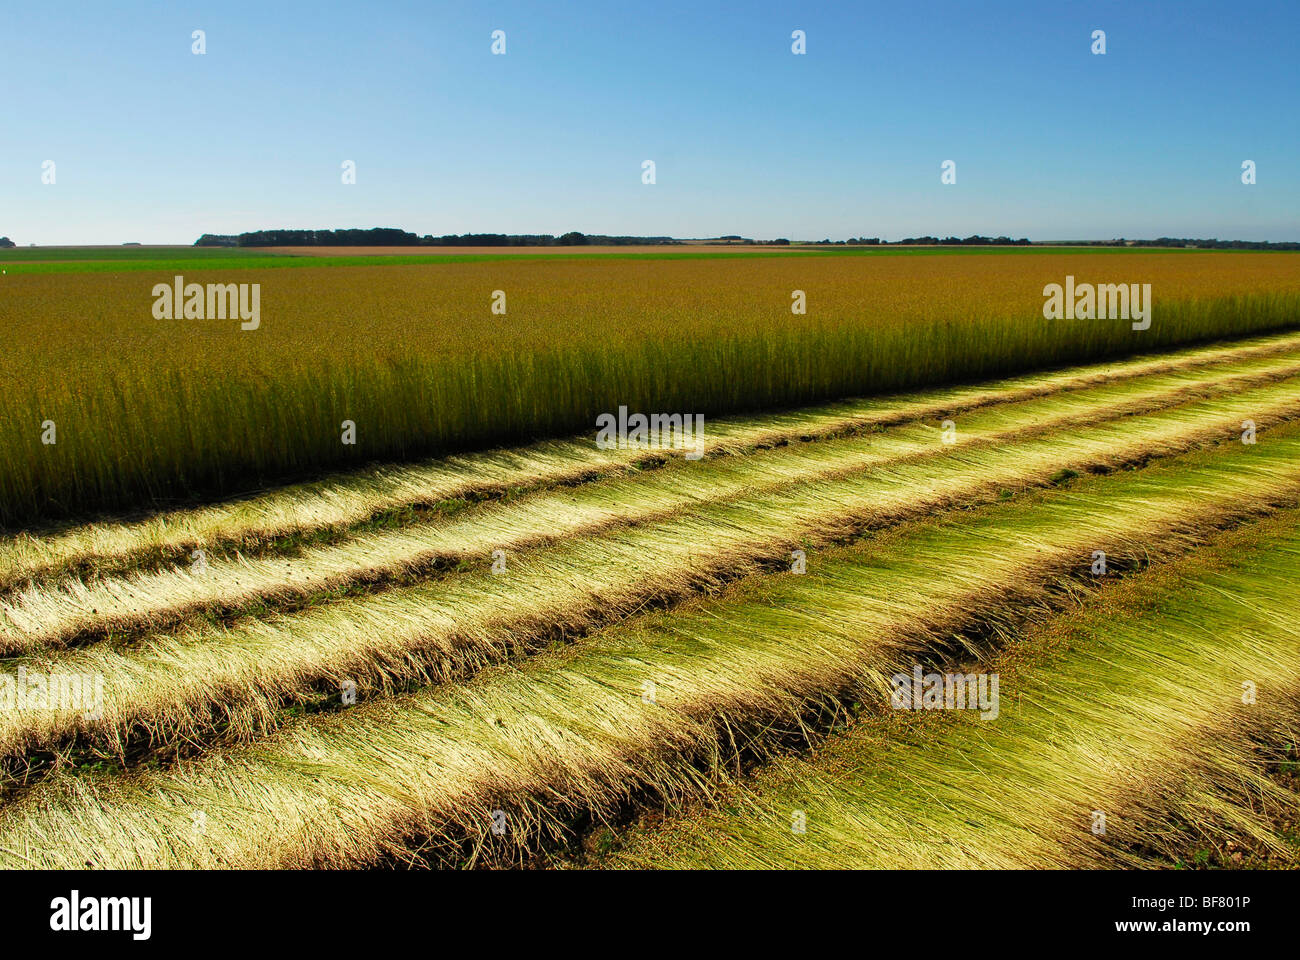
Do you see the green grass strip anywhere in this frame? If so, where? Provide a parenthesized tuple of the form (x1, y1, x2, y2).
(0, 245, 1257, 275)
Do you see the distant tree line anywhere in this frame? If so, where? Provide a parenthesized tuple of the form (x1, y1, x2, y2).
(806, 236, 1030, 245)
(197, 228, 422, 247)
(420, 232, 680, 246)
(192, 230, 1300, 250)
(194, 229, 680, 248)
(875, 236, 1031, 246)
(0, 236, 15, 248)
(794, 236, 1298, 248)
(1080, 237, 1300, 250)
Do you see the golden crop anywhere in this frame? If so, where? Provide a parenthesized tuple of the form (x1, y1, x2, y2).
(1, 251, 1297, 524)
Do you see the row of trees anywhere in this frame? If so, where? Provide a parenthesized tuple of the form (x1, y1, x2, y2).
(421, 232, 679, 246)
(192, 230, 1300, 250)
(194, 229, 680, 248)
(785, 236, 1300, 248)
(894, 236, 1031, 246)
(198, 228, 421, 247)
(0, 237, 15, 248)
(808, 236, 1031, 245)
(1090, 237, 1300, 250)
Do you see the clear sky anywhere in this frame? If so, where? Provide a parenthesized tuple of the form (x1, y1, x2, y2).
(2, 0, 1296, 244)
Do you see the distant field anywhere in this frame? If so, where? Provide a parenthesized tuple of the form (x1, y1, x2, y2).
(265, 244, 765, 256)
(0, 249, 1297, 525)
(263, 243, 1208, 258)
(0, 243, 1223, 275)
(0, 245, 292, 262)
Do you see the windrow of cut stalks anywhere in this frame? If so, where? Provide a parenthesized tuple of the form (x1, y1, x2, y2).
(606, 513, 1300, 870)
(0, 419, 1297, 867)
(4, 328, 1299, 591)
(5, 345, 1300, 648)
(0, 372, 1297, 766)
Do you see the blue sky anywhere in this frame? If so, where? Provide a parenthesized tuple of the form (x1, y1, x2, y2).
(2, 0, 1296, 244)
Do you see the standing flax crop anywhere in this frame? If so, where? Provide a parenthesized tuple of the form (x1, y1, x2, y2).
(1, 251, 1297, 525)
